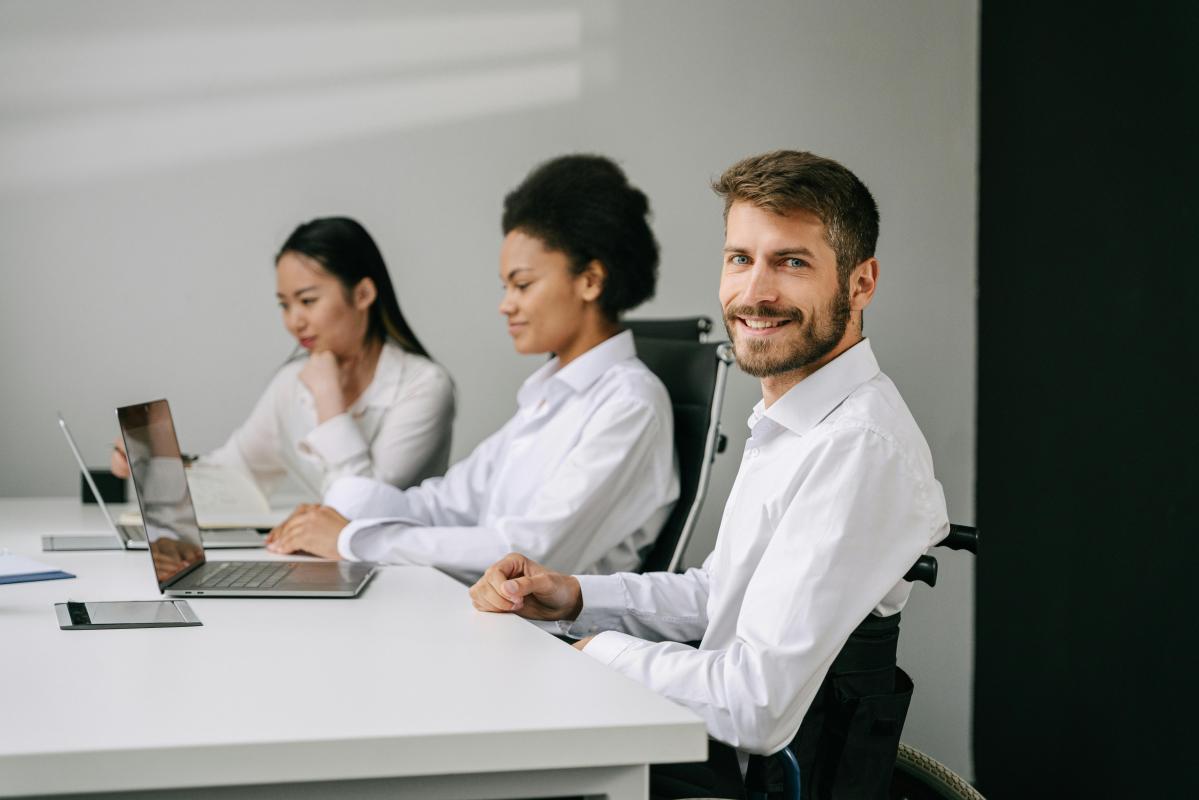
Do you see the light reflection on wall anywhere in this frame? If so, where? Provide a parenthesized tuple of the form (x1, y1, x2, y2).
(0, 9, 586, 190)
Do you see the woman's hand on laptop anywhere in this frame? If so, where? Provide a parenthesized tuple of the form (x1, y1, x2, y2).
(265, 504, 347, 560)
(469, 553, 583, 621)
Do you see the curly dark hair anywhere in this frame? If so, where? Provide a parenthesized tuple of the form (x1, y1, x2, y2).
(502, 154, 659, 321)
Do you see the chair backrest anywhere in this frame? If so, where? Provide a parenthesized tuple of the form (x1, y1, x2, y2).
(631, 333, 734, 573)
(624, 316, 713, 342)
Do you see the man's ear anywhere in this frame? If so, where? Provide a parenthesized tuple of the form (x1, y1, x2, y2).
(577, 260, 607, 303)
(850, 258, 879, 313)
(354, 277, 378, 310)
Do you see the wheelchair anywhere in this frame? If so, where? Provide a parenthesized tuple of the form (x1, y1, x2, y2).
(744, 524, 983, 800)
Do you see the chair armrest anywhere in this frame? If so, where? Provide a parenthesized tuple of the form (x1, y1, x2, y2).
(939, 524, 979, 554)
(903, 555, 938, 587)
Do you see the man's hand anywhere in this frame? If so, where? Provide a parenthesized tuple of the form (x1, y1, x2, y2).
(469, 553, 583, 621)
(265, 504, 348, 559)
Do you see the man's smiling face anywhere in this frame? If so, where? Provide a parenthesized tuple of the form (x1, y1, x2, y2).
(719, 201, 852, 379)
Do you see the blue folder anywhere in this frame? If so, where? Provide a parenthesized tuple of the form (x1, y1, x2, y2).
(0, 570, 76, 585)
(0, 554, 76, 585)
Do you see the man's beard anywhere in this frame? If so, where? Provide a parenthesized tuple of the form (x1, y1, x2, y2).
(723, 287, 852, 378)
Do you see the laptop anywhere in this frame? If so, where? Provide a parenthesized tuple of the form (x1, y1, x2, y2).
(42, 414, 268, 551)
(118, 399, 376, 598)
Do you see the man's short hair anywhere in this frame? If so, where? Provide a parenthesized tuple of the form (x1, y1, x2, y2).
(502, 154, 659, 321)
(712, 150, 879, 284)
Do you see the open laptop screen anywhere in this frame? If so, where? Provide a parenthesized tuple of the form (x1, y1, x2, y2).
(57, 413, 122, 535)
(117, 400, 206, 590)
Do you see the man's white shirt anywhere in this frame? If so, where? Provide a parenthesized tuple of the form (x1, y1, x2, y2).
(564, 338, 949, 756)
(326, 330, 680, 584)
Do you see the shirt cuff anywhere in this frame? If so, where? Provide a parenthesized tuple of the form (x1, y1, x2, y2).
(337, 518, 420, 563)
(564, 573, 629, 637)
(299, 413, 369, 467)
(337, 518, 379, 561)
(325, 475, 386, 517)
(581, 630, 642, 667)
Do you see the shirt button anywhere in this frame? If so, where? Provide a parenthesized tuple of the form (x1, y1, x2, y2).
(749, 448, 760, 458)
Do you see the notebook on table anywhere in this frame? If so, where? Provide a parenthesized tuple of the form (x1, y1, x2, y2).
(115, 463, 288, 531)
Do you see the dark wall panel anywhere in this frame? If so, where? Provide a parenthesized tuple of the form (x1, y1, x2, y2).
(977, 2, 1198, 797)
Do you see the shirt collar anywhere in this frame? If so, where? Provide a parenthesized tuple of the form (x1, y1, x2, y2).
(517, 329, 636, 407)
(354, 342, 405, 409)
(748, 338, 881, 436)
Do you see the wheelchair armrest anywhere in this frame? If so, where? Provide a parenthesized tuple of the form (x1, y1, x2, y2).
(748, 746, 802, 800)
(776, 746, 801, 800)
(939, 524, 979, 554)
(903, 555, 938, 587)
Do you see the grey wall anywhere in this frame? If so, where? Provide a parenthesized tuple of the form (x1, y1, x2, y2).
(0, 0, 978, 779)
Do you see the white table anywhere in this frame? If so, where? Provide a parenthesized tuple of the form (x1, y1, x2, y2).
(0, 498, 707, 799)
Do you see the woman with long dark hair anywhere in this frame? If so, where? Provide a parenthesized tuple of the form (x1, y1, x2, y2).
(112, 217, 454, 497)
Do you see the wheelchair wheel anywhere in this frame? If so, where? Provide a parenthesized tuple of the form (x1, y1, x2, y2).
(889, 742, 985, 800)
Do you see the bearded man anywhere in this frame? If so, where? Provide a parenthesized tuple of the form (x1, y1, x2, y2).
(470, 150, 950, 799)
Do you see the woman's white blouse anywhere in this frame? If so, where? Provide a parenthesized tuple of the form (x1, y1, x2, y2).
(204, 343, 454, 498)
(326, 330, 680, 584)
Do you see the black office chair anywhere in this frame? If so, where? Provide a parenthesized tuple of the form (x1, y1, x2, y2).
(744, 525, 982, 800)
(625, 317, 734, 573)
(626, 316, 714, 343)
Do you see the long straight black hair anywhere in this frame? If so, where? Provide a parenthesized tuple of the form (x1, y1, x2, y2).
(277, 217, 431, 359)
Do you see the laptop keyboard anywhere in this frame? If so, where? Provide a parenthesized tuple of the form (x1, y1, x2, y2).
(194, 561, 293, 590)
